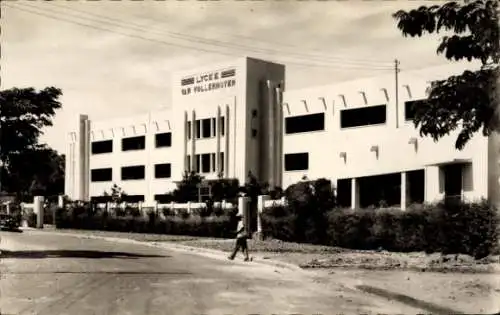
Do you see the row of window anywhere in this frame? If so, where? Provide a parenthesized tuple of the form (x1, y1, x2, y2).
(285, 101, 421, 135)
(187, 117, 225, 140)
(186, 152, 225, 174)
(91, 132, 172, 155)
(91, 164, 171, 182)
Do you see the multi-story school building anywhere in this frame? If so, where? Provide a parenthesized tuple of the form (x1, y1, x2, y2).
(64, 57, 500, 209)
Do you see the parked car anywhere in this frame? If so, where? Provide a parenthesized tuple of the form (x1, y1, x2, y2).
(0, 213, 20, 231)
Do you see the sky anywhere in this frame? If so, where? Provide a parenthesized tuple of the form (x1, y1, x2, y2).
(1, 0, 475, 154)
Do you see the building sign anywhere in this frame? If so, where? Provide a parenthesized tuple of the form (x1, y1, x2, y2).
(181, 69, 236, 96)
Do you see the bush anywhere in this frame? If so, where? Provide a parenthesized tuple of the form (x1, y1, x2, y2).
(55, 205, 237, 238)
(261, 199, 500, 258)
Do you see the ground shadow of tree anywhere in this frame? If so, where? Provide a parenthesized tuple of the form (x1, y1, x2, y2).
(0, 250, 170, 259)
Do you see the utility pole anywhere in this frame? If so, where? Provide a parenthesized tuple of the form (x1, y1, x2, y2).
(395, 59, 400, 129)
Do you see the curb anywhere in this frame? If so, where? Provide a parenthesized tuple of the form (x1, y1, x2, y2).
(26, 229, 306, 273)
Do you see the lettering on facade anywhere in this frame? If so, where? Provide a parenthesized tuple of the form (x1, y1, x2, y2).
(181, 69, 236, 96)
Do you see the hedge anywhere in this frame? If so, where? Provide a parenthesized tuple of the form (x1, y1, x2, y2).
(55, 205, 238, 239)
(261, 200, 500, 259)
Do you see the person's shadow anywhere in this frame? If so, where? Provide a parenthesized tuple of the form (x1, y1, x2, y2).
(0, 249, 170, 259)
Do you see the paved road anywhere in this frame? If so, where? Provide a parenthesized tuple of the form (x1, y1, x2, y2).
(1, 230, 424, 315)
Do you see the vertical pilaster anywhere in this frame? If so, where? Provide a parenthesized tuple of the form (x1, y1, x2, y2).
(351, 178, 359, 210)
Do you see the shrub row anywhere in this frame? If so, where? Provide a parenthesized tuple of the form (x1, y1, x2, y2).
(55, 207, 238, 239)
(261, 200, 500, 259)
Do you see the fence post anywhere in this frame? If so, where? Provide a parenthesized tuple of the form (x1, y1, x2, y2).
(58, 195, 64, 208)
(256, 195, 270, 240)
(187, 201, 192, 214)
(5, 202, 10, 215)
(238, 196, 250, 238)
(34, 196, 44, 229)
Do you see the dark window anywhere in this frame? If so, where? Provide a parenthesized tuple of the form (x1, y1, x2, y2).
(155, 132, 172, 148)
(202, 119, 211, 138)
(155, 194, 173, 203)
(211, 118, 216, 137)
(187, 121, 192, 140)
(285, 113, 325, 134)
(284, 153, 309, 171)
(91, 140, 113, 154)
(195, 154, 200, 172)
(155, 163, 171, 178)
(186, 155, 191, 172)
(211, 153, 216, 172)
(220, 117, 225, 136)
(122, 195, 144, 203)
(91, 168, 112, 182)
(220, 152, 224, 173)
(340, 105, 386, 128)
(121, 165, 145, 180)
(195, 120, 201, 139)
(201, 153, 211, 173)
(405, 100, 424, 121)
(122, 136, 146, 151)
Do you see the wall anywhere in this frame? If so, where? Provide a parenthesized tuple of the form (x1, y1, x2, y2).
(282, 73, 489, 202)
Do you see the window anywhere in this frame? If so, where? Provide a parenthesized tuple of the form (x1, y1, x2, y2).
(202, 119, 211, 138)
(122, 136, 146, 151)
(121, 165, 145, 180)
(155, 194, 173, 203)
(404, 100, 424, 121)
(187, 121, 192, 140)
(211, 153, 216, 172)
(122, 195, 144, 203)
(195, 120, 201, 139)
(220, 152, 225, 173)
(91, 168, 112, 182)
(186, 155, 191, 172)
(195, 154, 201, 172)
(91, 140, 113, 154)
(285, 113, 325, 134)
(211, 118, 216, 137)
(284, 153, 309, 171)
(220, 117, 225, 136)
(201, 153, 211, 173)
(340, 105, 386, 128)
(155, 132, 172, 148)
(154, 163, 171, 178)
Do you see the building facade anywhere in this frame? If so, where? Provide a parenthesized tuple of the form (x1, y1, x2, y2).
(65, 56, 500, 209)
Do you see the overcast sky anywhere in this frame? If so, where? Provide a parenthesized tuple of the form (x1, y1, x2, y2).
(1, 1, 473, 153)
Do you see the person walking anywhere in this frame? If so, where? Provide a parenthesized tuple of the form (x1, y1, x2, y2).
(228, 214, 250, 261)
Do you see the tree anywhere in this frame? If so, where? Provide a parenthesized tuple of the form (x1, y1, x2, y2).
(3, 145, 65, 200)
(393, 0, 499, 149)
(0, 87, 63, 191)
(172, 171, 204, 203)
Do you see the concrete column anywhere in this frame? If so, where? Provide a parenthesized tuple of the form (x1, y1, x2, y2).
(191, 110, 196, 171)
(216, 106, 221, 175)
(187, 202, 192, 214)
(184, 111, 188, 172)
(257, 195, 270, 236)
(5, 202, 10, 215)
(401, 172, 407, 210)
(34, 196, 44, 229)
(275, 85, 284, 188)
(225, 105, 230, 178)
(351, 178, 359, 209)
(267, 80, 276, 188)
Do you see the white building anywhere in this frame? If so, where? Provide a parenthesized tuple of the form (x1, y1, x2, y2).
(64, 56, 500, 209)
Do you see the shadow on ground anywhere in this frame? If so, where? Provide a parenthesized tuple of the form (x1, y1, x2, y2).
(356, 285, 464, 315)
(3, 271, 192, 275)
(0, 250, 170, 259)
